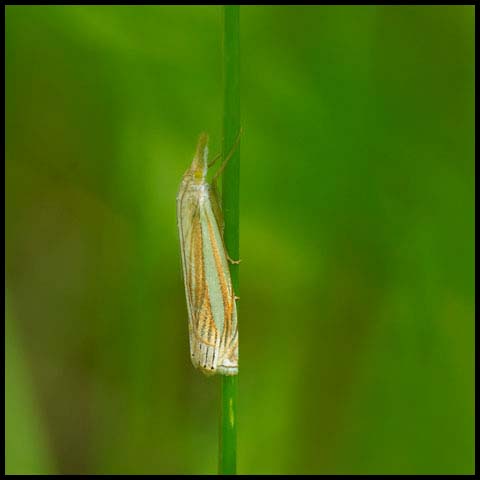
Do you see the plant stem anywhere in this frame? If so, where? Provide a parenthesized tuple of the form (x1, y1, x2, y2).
(219, 5, 240, 476)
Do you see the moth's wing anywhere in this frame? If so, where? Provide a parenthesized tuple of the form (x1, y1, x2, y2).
(199, 195, 238, 373)
(177, 186, 222, 372)
(177, 182, 238, 374)
(177, 184, 198, 345)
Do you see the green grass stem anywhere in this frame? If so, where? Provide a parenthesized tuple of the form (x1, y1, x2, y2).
(219, 5, 240, 476)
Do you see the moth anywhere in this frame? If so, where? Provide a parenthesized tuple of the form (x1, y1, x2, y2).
(176, 133, 238, 376)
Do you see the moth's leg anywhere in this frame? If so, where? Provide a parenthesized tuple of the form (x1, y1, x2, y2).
(208, 152, 221, 168)
(207, 126, 242, 170)
(226, 252, 241, 264)
(212, 127, 243, 183)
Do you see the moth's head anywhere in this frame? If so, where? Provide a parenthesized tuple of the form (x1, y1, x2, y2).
(189, 132, 209, 183)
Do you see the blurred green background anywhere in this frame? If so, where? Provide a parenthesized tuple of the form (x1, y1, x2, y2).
(5, 5, 475, 475)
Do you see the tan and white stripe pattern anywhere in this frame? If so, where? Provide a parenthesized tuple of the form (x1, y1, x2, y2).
(176, 133, 238, 376)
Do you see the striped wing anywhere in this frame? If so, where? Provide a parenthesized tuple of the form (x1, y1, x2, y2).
(177, 182, 238, 375)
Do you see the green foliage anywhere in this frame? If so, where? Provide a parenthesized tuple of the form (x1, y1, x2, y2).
(5, 296, 56, 474)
